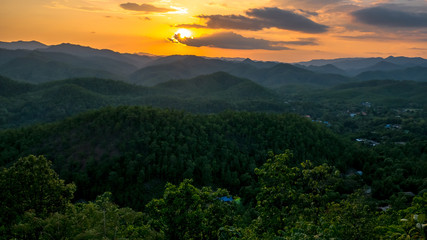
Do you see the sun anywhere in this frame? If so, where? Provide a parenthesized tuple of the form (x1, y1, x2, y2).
(175, 28, 193, 39)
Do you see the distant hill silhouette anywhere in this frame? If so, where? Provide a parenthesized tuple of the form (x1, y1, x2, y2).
(298, 56, 427, 76)
(2, 41, 427, 89)
(0, 51, 119, 83)
(295, 64, 347, 75)
(0, 40, 47, 50)
(0, 74, 288, 128)
(42, 43, 153, 68)
(156, 71, 278, 100)
(311, 79, 427, 106)
(130, 56, 352, 88)
(356, 66, 427, 82)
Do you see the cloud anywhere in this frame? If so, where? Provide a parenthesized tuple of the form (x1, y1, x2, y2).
(297, 9, 319, 17)
(284, 38, 318, 45)
(178, 7, 328, 33)
(246, 7, 328, 33)
(120, 2, 173, 12)
(169, 32, 293, 50)
(272, 0, 344, 10)
(175, 24, 208, 29)
(352, 6, 427, 28)
(410, 47, 427, 51)
(196, 15, 266, 30)
(337, 34, 396, 41)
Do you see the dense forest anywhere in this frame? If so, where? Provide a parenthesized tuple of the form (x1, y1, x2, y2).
(1, 105, 426, 239)
(1, 47, 427, 239)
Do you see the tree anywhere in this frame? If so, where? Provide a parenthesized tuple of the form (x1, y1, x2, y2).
(377, 192, 427, 239)
(9, 192, 164, 240)
(321, 192, 378, 240)
(0, 155, 75, 236)
(252, 150, 340, 238)
(146, 179, 236, 239)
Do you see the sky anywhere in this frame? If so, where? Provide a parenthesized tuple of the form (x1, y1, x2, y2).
(1, 0, 427, 62)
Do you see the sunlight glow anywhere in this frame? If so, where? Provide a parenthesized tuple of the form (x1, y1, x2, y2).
(175, 29, 193, 39)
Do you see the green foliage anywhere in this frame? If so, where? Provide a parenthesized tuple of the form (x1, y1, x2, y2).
(146, 179, 235, 240)
(376, 193, 427, 239)
(9, 192, 163, 240)
(0, 155, 75, 228)
(321, 192, 378, 240)
(0, 75, 288, 129)
(252, 151, 341, 237)
(0, 106, 348, 209)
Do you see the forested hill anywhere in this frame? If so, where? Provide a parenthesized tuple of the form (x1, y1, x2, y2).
(0, 74, 287, 129)
(0, 106, 362, 209)
(129, 56, 351, 88)
(155, 71, 278, 100)
(304, 80, 427, 107)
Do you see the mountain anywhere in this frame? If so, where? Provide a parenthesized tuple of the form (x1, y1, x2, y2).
(129, 56, 353, 88)
(356, 66, 427, 82)
(0, 46, 157, 83)
(3, 42, 427, 89)
(309, 79, 427, 106)
(0, 74, 289, 128)
(241, 58, 278, 69)
(0, 75, 33, 97)
(298, 56, 427, 75)
(128, 55, 243, 86)
(0, 49, 34, 65)
(0, 40, 47, 50)
(249, 63, 350, 88)
(156, 71, 278, 100)
(42, 43, 154, 68)
(0, 106, 352, 208)
(295, 64, 347, 75)
(358, 61, 405, 72)
(298, 57, 384, 70)
(0, 51, 120, 83)
(384, 56, 427, 67)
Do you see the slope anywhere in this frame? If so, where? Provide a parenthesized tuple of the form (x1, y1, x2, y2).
(156, 71, 278, 100)
(0, 51, 120, 83)
(129, 56, 353, 88)
(0, 75, 288, 128)
(309, 80, 427, 106)
(0, 106, 358, 209)
(356, 66, 427, 82)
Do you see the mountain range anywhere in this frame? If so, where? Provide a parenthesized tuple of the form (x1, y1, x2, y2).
(2, 40, 427, 88)
(0, 72, 287, 128)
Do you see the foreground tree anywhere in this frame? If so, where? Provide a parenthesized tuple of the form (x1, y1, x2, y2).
(251, 150, 341, 238)
(376, 192, 427, 239)
(0, 155, 76, 238)
(146, 179, 236, 239)
(10, 192, 164, 240)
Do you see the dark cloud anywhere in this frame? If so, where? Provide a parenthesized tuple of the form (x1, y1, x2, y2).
(120, 2, 172, 12)
(297, 9, 318, 17)
(197, 14, 266, 30)
(410, 47, 427, 51)
(352, 6, 427, 28)
(246, 7, 328, 33)
(175, 24, 208, 29)
(272, 0, 343, 10)
(178, 7, 328, 34)
(284, 38, 318, 45)
(338, 34, 395, 41)
(169, 32, 292, 50)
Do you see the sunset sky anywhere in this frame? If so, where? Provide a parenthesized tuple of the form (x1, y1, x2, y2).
(1, 0, 427, 62)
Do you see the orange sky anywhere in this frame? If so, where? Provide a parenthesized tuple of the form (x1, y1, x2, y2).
(1, 0, 427, 62)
